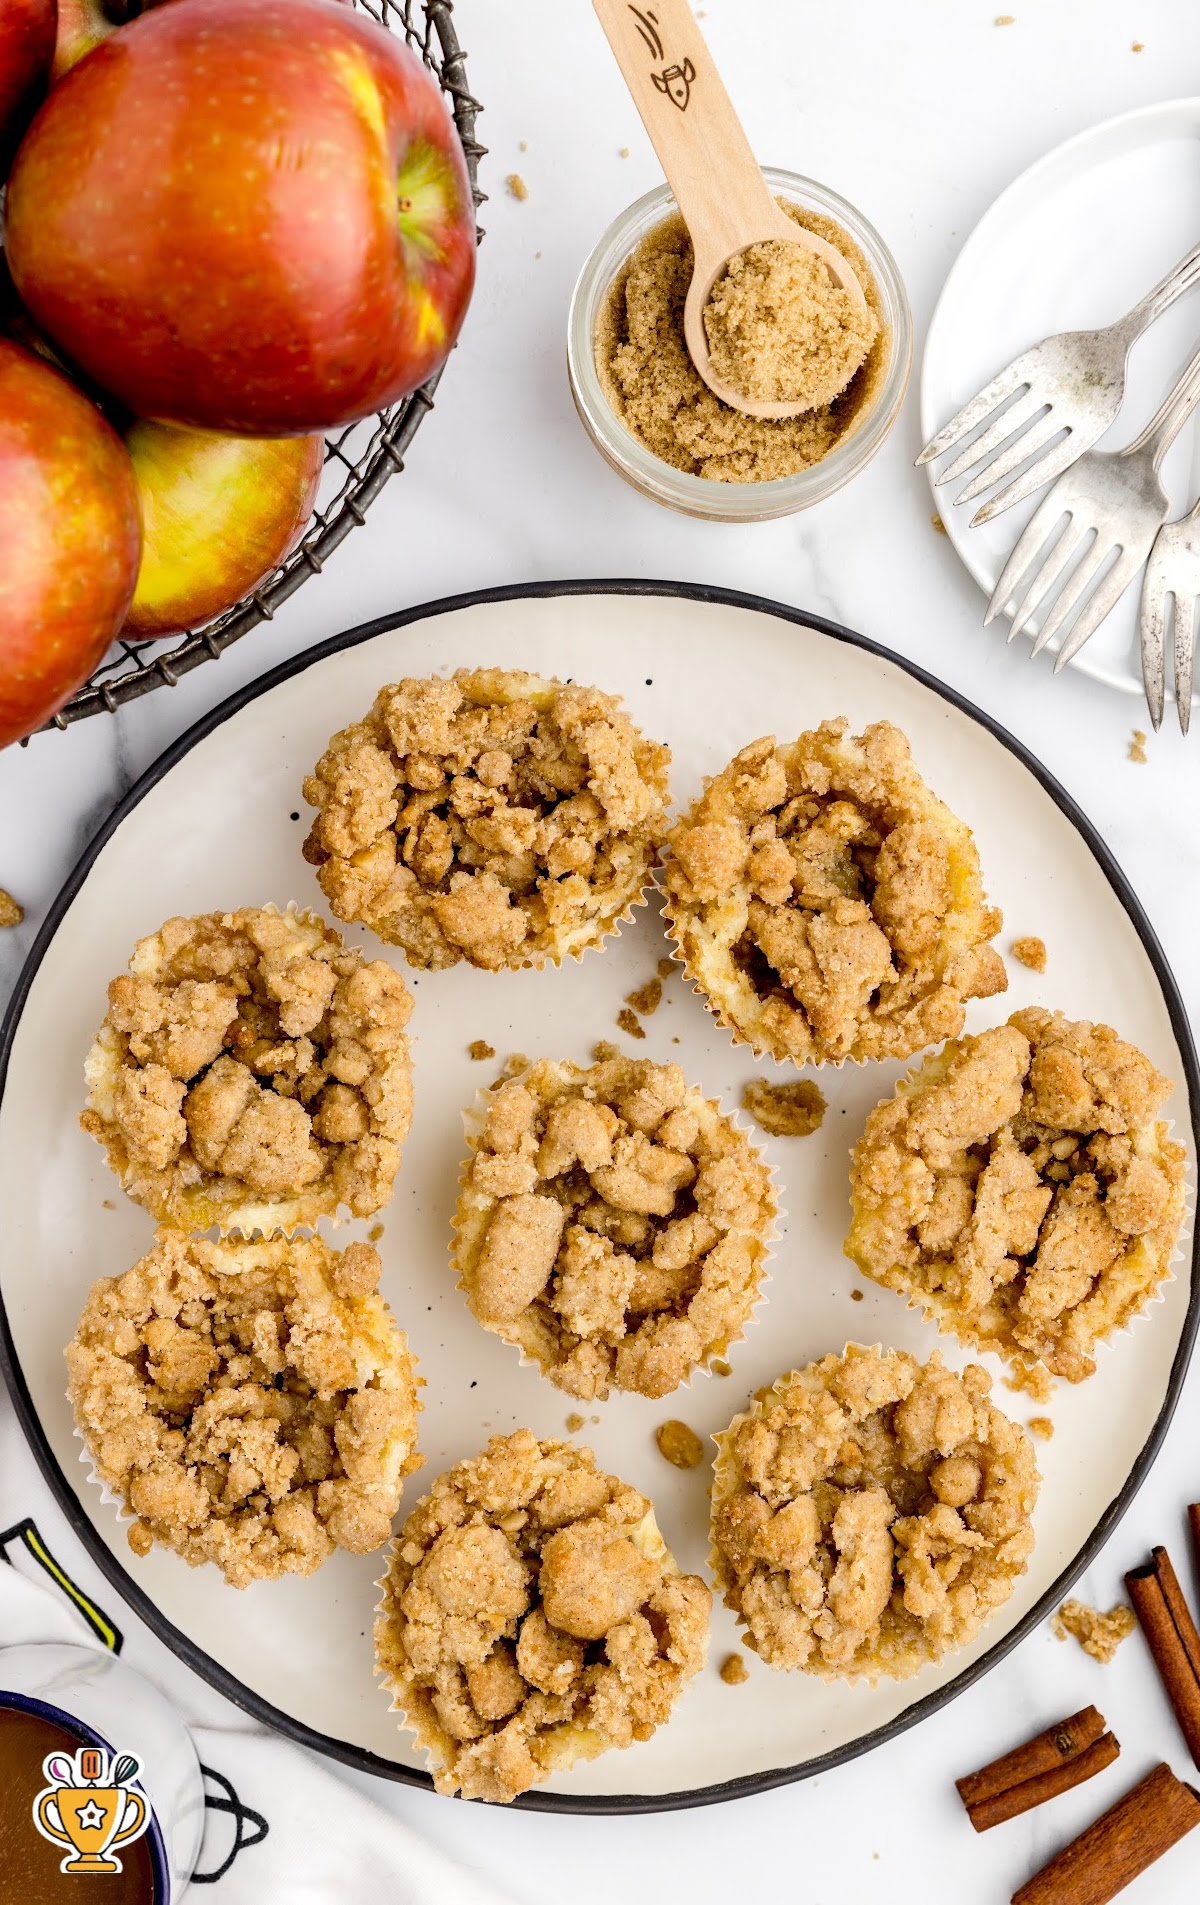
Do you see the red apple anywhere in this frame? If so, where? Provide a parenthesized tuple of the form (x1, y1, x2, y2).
(0, 0, 55, 171)
(6, 0, 477, 435)
(124, 422, 324, 637)
(0, 338, 141, 747)
(52, 0, 189, 82)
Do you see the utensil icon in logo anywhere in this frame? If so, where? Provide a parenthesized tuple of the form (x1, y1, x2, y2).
(33, 1746, 150, 1873)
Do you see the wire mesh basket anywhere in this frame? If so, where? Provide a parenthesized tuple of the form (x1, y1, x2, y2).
(43, 0, 485, 731)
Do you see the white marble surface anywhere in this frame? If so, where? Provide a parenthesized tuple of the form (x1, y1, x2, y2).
(4, 0, 1200, 1897)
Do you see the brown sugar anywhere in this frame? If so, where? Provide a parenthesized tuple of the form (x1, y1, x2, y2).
(469, 1040, 496, 1062)
(596, 203, 888, 483)
(454, 1055, 775, 1400)
(0, 887, 23, 927)
(67, 1229, 421, 1588)
(1012, 935, 1047, 973)
(1051, 1598, 1136, 1663)
(719, 1652, 749, 1685)
(655, 1420, 705, 1469)
(742, 1078, 827, 1138)
(703, 240, 877, 411)
(847, 1008, 1187, 1385)
(710, 1346, 1038, 1679)
(374, 1431, 710, 1801)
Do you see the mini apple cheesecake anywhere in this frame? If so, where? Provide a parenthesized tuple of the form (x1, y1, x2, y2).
(374, 1430, 710, 1802)
(301, 669, 671, 971)
(67, 1231, 421, 1589)
(709, 1345, 1038, 1680)
(453, 1056, 776, 1400)
(663, 720, 1006, 1066)
(846, 1008, 1188, 1386)
(81, 905, 413, 1231)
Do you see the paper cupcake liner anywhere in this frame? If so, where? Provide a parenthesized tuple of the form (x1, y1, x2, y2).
(84, 899, 413, 1240)
(449, 1058, 782, 1403)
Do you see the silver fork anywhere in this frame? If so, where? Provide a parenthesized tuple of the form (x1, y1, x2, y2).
(982, 339, 1200, 673)
(1139, 495, 1200, 733)
(917, 239, 1200, 523)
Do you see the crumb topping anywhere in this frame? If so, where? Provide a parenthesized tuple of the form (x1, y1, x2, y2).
(846, 1008, 1187, 1383)
(616, 1007, 646, 1041)
(595, 204, 888, 484)
(0, 887, 24, 928)
(664, 720, 1006, 1065)
(67, 1230, 421, 1588)
(1027, 1416, 1054, 1440)
(1011, 936, 1047, 973)
(742, 1079, 827, 1138)
(302, 670, 670, 972)
(710, 1346, 1038, 1679)
(703, 239, 877, 411)
(655, 1420, 706, 1469)
(719, 1651, 749, 1685)
(80, 907, 413, 1231)
(626, 977, 663, 1016)
(1051, 1598, 1136, 1663)
(454, 1057, 775, 1400)
(374, 1431, 710, 1802)
(469, 1040, 495, 1062)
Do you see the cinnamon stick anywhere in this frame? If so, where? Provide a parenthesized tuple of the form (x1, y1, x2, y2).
(1188, 1501, 1200, 1582)
(956, 1706, 1113, 1831)
(1011, 1762, 1200, 1905)
(1126, 1546, 1200, 1771)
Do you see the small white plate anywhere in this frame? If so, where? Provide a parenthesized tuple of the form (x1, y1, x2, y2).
(921, 97, 1200, 699)
(1, 584, 1196, 1810)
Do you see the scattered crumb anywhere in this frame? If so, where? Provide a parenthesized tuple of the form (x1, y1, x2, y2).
(1005, 1362, 1054, 1403)
(469, 1040, 496, 1062)
(1132, 40, 1144, 52)
(741, 1077, 826, 1138)
(518, 140, 527, 152)
(1051, 1598, 1136, 1663)
(565, 1412, 586, 1433)
(931, 514, 947, 536)
(626, 977, 662, 1016)
(534, 251, 541, 259)
(850, 1288, 864, 1302)
(1011, 935, 1047, 973)
(1028, 1416, 1054, 1441)
(1130, 729, 1148, 763)
(655, 1420, 705, 1469)
(101, 1199, 115, 1211)
(0, 888, 24, 927)
(995, 13, 1015, 23)
(592, 1040, 620, 1063)
(710, 1358, 732, 1377)
(720, 1652, 749, 1686)
(368, 1222, 385, 1243)
(619, 146, 629, 158)
(506, 173, 528, 201)
(616, 1007, 645, 1040)
(591, 1415, 600, 1424)
(657, 957, 676, 980)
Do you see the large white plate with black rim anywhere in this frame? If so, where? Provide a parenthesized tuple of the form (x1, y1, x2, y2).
(921, 97, 1200, 701)
(1, 582, 1196, 1813)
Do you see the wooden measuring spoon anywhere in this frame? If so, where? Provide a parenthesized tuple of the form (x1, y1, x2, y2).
(592, 0, 867, 420)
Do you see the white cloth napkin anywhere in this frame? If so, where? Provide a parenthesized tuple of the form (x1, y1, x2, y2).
(0, 1398, 510, 1903)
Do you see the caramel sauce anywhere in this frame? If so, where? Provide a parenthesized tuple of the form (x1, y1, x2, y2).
(0, 1705, 158, 1903)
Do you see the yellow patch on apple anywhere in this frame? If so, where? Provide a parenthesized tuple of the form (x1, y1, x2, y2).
(124, 423, 324, 639)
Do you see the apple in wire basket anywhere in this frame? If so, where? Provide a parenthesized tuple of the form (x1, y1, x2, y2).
(0, 338, 141, 748)
(122, 422, 325, 638)
(6, 0, 477, 436)
(0, 0, 54, 171)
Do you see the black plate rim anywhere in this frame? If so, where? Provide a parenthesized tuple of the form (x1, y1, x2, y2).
(2, 576, 1196, 1815)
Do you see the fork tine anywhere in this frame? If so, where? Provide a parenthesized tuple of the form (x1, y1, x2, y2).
(1030, 540, 1112, 658)
(970, 430, 1080, 525)
(915, 362, 1028, 466)
(983, 489, 1071, 625)
(936, 390, 1045, 490)
(1007, 520, 1088, 644)
(1174, 593, 1196, 735)
(1138, 567, 1167, 731)
(1052, 546, 1145, 670)
(955, 410, 1067, 507)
